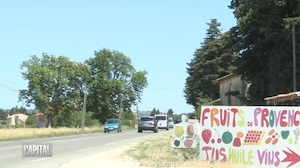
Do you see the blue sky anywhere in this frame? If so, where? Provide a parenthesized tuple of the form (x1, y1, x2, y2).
(0, 0, 236, 114)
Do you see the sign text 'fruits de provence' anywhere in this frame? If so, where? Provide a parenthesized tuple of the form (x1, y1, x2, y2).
(200, 106, 300, 168)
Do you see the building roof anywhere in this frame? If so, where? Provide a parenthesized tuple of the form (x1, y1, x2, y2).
(216, 73, 235, 82)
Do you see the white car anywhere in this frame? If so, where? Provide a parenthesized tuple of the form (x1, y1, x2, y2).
(155, 114, 169, 130)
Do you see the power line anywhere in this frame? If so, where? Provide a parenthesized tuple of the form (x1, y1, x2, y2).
(0, 78, 26, 87)
(0, 82, 19, 92)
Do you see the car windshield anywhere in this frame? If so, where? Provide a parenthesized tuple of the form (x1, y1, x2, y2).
(169, 119, 173, 122)
(141, 117, 153, 121)
(106, 119, 118, 124)
(156, 116, 166, 120)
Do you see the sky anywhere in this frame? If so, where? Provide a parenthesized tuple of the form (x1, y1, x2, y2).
(0, 0, 236, 114)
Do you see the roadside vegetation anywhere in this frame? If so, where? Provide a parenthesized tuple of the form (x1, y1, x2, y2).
(0, 125, 133, 142)
(125, 134, 238, 168)
(0, 106, 136, 142)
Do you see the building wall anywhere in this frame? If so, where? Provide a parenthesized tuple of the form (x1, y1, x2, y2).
(6, 114, 28, 126)
(219, 75, 248, 106)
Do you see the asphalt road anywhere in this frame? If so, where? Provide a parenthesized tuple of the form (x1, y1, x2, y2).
(0, 129, 171, 168)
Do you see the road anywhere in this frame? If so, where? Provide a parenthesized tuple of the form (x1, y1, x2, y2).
(0, 129, 171, 168)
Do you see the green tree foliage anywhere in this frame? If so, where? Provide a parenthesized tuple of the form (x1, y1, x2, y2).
(25, 115, 36, 126)
(229, 0, 300, 104)
(19, 53, 91, 127)
(131, 70, 148, 103)
(167, 108, 174, 117)
(0, 108, 7, 120)
(184, 19, 238, 109)
(120, 110, 136, 127)
(52, 111, 98, 128)
(8, 106, 28, 115)
(85, 48, 148, 124)
(150, 108, 160, 116)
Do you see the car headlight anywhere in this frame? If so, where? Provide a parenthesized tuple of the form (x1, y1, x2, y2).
(104, 126, 108, 128)
(114, 125, 118, 128)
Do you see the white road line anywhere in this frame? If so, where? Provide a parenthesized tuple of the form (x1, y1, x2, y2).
(46, 137, 90, 143)
(27, 157, 51, 163)
(77, 148, 92, 152)
(105, 142, 115, 146)
(0, 146, 20, 150)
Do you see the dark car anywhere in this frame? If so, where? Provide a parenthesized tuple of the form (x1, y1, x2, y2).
(174, 118, 181, 124)
(104, 118, 122, 133)
(138, 116, 158, 133)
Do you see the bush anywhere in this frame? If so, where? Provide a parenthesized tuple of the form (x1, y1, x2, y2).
(120, 111, 137, 127)
(52, 111, 99, 128)
(25, 115, 36, 126)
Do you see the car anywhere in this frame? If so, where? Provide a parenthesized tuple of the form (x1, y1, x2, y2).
(155, 114, 169, 130)
(138, 116, 158, 133)
(168, 118, 174, 128)
(174, 118, 181, 124)
(104, 118, 122, 133)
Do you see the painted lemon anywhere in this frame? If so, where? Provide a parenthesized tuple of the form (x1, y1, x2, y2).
(175, 126, 184, 137)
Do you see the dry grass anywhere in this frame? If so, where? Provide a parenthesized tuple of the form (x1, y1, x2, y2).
(0, 125, 132, 141)
(125, 134, 239, 168)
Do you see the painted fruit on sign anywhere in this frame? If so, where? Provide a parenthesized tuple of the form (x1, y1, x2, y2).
(174, 139, 180, 147)
(222, 131, 233, 144)
(202, 129, 212, 144)
(175, 126, 184, 137)
(184, 139, 193, 147)
(186, 125, 194, 136)
(281, 130, 290, 139)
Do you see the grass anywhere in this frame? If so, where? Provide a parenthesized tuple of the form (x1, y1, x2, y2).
(125, 134, 239, 168)
(0, 125, 133, 142)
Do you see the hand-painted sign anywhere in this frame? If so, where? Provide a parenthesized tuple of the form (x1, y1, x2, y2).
(172, 122, 199, 148)
(200, 106, 300, 168)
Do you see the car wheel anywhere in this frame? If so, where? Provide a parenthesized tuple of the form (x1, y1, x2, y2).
(138, 130, 142, 133)
(166, 128, 169, 131)
(104, 131, 106, 133)
(108, 131, 110, 133)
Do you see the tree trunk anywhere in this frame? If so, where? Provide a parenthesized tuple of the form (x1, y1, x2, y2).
(47, 114, 52, 128)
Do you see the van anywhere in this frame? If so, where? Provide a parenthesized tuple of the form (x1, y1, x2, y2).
(155, 114, 169, 130)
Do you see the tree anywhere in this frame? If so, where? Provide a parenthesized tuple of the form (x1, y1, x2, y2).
(184, 19, 238, 109)
(0, 108, 7, 121)
(19, 53, 91, 127)
(229, 0, 300, 104)
(167, 108, 174, 117)
(150, 108, 159, 116)
(85, 48, 147, 124)
(8, 106, 28, 115)
(131, 70, 148, 103)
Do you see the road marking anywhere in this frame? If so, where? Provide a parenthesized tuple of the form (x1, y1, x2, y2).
(77, 148, 92, 152)
(122, 139, 129, 142)
(46, 137, 90, 143)
(28, 157, 51, 163)
(105, 142, 115, 146)
(0, 146, 19, 150)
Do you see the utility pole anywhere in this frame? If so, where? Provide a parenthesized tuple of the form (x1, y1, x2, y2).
(119, 96, 122, 120)
(293, 26, 297, 92)
(81, 92, 87, 131)
(136, 102, 139, 121)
